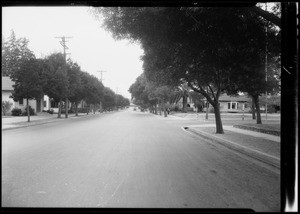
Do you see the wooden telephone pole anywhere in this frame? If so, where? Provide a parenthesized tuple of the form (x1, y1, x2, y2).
(55, 36, 72, 118)
(97, 70, 107, 112)
(97, 70, 106, 83)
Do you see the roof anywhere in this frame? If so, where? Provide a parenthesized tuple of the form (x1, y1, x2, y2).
(219, 94, 250, 102)
(2, 76, 14, 91)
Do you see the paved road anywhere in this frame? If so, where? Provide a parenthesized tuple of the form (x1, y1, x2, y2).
(2, 109, 280, 211)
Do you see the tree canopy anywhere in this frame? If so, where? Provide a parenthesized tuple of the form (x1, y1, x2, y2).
(2, 30, 35, 77)
(10, 58, 44, 122)
(4, 33, 130, 118)
(97, 6, 280, 131)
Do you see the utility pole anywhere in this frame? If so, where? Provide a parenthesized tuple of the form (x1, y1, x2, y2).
(97, 70, 107, 113)
(97, 70, 107, 83)
(55, 36, 72, 118)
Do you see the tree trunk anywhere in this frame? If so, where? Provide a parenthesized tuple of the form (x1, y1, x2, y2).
(163, 102, 167, 117)
(154, 103, 157, 114)
(149, 105, 153, 113)
(251, 96, 256, 119)
(254, 95, 262, 124)
(27, 98, 30, 122)
(159, 102, 162, 115)
(75, 103, 78, 116)
(205, 101, 209, 120)
(58, 98, 62, 118)
(251, 6, 281, 28)
(65, 98, 68, 118)
(182, 95, 187, 113)
(213, 102, 224, 134)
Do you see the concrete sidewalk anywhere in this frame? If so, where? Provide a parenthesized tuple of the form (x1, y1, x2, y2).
(1, 112, 99, 131)
(185, 124, 280, 169)
(170, 112, 280, 121)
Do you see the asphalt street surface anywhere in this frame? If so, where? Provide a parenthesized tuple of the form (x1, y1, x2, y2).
(2, 108, 280, 211)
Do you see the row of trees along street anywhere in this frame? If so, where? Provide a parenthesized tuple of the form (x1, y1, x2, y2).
(129, 74, 205, 117)
(95, 4, 281, 134)
(2, 31, 130, 122)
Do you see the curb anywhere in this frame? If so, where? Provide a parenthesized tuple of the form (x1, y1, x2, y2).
(185, 127, 280, 169)
(1, 113, 102, 131)
(2, 119, 59, 131)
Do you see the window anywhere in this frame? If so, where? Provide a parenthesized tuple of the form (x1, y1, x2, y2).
(228, 103, 231, 109)
(51, 101, 59, 108)
(44, 101, 47, 107)
(19, 99, 23, 105)
(232, 103, 236, 109)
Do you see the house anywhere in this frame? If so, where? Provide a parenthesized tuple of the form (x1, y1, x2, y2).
(2, 76, 44, 115)
(176, 96, 196, 111)
(2, 76, 88, 115)
(43, 95, 78, 113)
(204, 93, 251, 113)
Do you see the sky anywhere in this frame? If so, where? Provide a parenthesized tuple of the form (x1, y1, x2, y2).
(2, 6, 144, 99)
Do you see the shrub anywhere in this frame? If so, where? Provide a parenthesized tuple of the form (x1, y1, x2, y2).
(63, 109, 74, 114)
(267, 105, 276, 113)
(11, 108, 22, 116)
(2, 101, 13, 116)
(22, 106, 35, 116)
(77, 108, 88, 113)
(47, 109, 54, 114)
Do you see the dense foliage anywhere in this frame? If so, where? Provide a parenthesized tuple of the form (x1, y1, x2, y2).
(97, 6, 281, 132)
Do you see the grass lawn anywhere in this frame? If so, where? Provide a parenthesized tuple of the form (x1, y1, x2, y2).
(233, 123, 280, 136)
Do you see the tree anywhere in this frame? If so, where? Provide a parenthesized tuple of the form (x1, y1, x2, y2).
(129, 74, 154, 112)
(251, 3, 281, 28)
(2, 30, 35, 77)
(115, 94, 130, 109)
(80, 71, 104, 114)
(153, 85, 175, 117)
(129, 74, 175, 116)
(67, 60, 84, 116)
(224, 6, 281, 124)
(42, 53, 69, 118)
(97, 7, 280, 131)
(10, 58, 44, 122)
(102, 87, 116, 111)
(175, 82, 192, 113)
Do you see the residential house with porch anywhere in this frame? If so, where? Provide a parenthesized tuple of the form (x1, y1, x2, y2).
(2, 76, 44, 115)
(204, 93, 251, 113)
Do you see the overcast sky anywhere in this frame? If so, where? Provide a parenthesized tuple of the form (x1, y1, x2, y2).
(2, 6, 144, 99)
